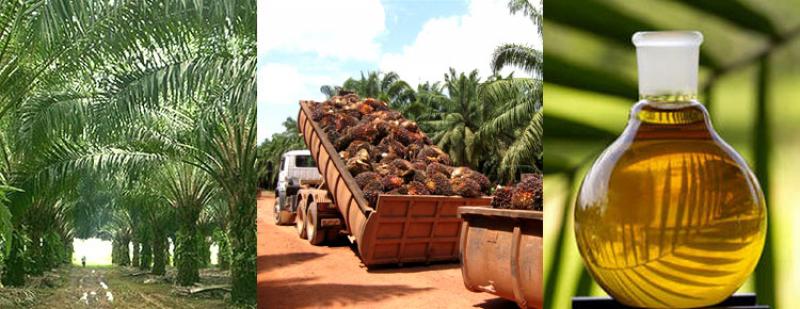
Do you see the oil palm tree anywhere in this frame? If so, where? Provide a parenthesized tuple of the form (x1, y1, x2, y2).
(424, 68, 488, 167)
(478, 0, 543, 181)
(157, 164, 218, 284)
(479, 76, 542, 180)
(190, 95, 258, 301)
(257, 118, 305, 189)
(399, 82, 447, 123)
(336, 71, 416, 109)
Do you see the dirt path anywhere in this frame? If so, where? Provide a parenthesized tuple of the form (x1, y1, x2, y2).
(31, 267, 115, 308)
(257, 191, 514, 309)
(31, 266, 228, 308)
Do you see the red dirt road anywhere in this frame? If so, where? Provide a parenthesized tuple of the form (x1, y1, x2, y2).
(257, 191, 515, 308)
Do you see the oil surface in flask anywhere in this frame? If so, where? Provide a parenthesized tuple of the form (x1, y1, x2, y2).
(575, 102, 766, 308)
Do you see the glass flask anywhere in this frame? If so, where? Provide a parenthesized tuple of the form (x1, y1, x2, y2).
(574, 31, 767, 308)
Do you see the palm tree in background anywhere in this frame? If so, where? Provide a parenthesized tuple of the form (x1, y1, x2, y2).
(478, 0, 543, 181)
(257, 118, 306, 190)
(399, 82, 448, 123)
(158, 164, 219, 286)
(424, 68, 489, 167)
(323, 71, 416, 109)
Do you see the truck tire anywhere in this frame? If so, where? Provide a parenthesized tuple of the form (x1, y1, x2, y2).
(273, 201, 293, 225)
(306, 202, 326, 246)
(296, 197, 307, 239)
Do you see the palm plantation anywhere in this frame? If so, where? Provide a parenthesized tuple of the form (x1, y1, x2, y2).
(0, 0, 256, 306)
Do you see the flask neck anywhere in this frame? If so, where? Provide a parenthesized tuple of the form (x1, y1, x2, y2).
(640, 93, 697, 104)
(628, 100, 714, 140)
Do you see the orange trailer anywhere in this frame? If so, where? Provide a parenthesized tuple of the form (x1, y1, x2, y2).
(294, 100, 492, 266)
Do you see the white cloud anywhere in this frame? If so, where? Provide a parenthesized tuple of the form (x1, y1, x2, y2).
(257, 62, 347, 142)
(380, 0, 540, 84)
(258, 62, 346, 105)
(258, 0, 386, 61)
(258, 63, 306, 106)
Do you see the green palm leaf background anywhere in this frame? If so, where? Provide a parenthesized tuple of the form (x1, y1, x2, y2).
(544, 0, 800, 308)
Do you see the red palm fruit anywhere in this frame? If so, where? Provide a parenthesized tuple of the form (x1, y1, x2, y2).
(491, 186, 514, 209)
(451, 177, 481, 198)
(382, 175, 405, 191)
(405, 181, 430, 195)
(425, 172, 453, 196)
(511, 174, 542, 210)
(427, 162, 454, 178)
(354, 172, 382, 189)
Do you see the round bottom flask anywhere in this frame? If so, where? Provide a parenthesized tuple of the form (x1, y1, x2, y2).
(574, 32, 767, 308)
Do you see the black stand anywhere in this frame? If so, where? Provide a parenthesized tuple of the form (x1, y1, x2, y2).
(572, 293, 768, 309)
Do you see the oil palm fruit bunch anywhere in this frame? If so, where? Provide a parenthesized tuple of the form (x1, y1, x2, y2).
(310, 94, 493, 206)
(491, 173, 542, 211)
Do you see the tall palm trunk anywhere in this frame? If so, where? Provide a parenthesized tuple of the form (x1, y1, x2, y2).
(140, 239, 152, 270)
(151, 236, 167, 275)
(131, 241, 141, 267)
(111, 239, 118, 265)
(175, 204, 201, 285)
(64, 238, 74, 264)
(118, 236, 131, 266)
(228, 193, 256, 302)
(42, 232, 64, 269)
(2, 230, 26, 286)
(198, 235, 211, 268)
(176, 223, 201, 285)
(29, 233, 45, 275)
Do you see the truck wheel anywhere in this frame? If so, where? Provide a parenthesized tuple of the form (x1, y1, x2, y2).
(273, 201, 282, 224)
(306, 202, 326, 246)
(274, 201, 293, 225)
(296, 198, 307, 239)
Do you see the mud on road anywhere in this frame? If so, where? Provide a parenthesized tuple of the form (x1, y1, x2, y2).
(257, 191, 516, 309)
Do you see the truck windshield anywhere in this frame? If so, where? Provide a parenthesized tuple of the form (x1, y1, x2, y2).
(294, 155, 316, 168)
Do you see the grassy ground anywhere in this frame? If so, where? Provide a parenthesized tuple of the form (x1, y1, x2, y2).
(545, 71, 800, 308)
(1, 265, 241, 308)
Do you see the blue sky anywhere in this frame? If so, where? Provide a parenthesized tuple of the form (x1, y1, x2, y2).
(257, 0, 540, 143)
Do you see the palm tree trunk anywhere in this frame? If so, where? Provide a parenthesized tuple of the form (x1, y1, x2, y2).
(2, 230, 26, 286)
(118, 237, 131, 266)
(42, 232, 62, 270)
(131, 240, 140, 267)
(29, 233, 44, 275)
(176, 225, 201, 286)
(111, 239, 119, 265)
(198, 235, 211, 268)
(151, 236, 167, 275)
(228, 194, 256, 303)
(64, 238, 73, 264)
(139, 240, 152, 270)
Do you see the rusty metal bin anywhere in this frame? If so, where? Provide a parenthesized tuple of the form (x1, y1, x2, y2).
(458, 207, 543, 309)
(362, 195, 492, 265)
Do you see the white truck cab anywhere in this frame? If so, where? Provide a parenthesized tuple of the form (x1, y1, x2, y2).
(274, 150, 322, 224)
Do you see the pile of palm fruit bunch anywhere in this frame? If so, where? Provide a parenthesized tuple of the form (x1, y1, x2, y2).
(491, 173, 542, 211)
(309, 93, 491, 206)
